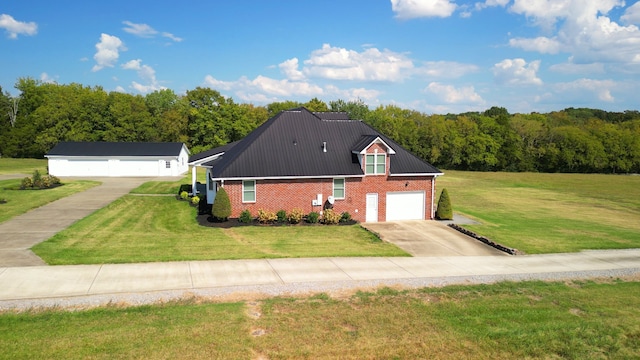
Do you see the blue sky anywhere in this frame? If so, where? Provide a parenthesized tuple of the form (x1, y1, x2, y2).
(2, 0, 640, 114)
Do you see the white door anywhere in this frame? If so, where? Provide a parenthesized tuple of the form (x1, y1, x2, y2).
(366, 193, 378, 222)
(386, 191, 425, 221)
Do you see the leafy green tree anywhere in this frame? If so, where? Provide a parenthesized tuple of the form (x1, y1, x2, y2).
(267, 100, 302, 117)
(212, 187, 231, 221)
(435, 188, 453, 220)
(303, 97, 328, 112)
(329, 98, 370, 120)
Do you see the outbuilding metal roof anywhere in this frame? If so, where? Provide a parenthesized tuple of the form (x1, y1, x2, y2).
(46, 142, 187, 157)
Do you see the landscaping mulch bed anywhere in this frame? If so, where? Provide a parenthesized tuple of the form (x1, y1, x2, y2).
(196, 214, 358, 228)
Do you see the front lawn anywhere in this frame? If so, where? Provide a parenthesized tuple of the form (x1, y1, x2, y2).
(438, 171, 640, 254)
(0, 179, 100, 223)
(1, 280, 638, 359)
(0, 158, 47, 175)
(33, 196, 407, 265)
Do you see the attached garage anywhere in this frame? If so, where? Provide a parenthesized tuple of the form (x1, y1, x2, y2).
(46, 142, 190, 177)
(386, 191, 425, 221)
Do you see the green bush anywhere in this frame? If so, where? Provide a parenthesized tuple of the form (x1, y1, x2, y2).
(239, 210, 253, 224)
(212, 187, 231, 221)
(288, 208, 304, 224)
(276, 209, 287, 223)
(191, 195, 200, 205)
(340, 212, 352, 222)
(436, 188, 453, 220)
(180, 191, 189, 200)
(32, 170, 42, 188)
(307, 211, 319, 224)
(322, 209, 341, 225)
(20, 177, 33, 189)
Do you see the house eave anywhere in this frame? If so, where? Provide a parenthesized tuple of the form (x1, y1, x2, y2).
(211, 174, 365, 181)
(389, 172, 444, 177)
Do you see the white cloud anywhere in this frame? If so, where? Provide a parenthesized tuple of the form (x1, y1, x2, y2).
(40, 72, 56, 83)
(0, 14, 37, 39)
(391, 0, 457, 19)
(475, 0, 510, 11)
(549, 61, 605, 74)
(492, 58, 543, 85)
(162, 32, 183, 42)
(279, 58, 305, 80)
(204, 75, 323, 98)
(92, 34, 126, 72)
(122, 21, 158, 37)
(302, 44, 414, 82)
(121, 59, 164, 93)
(114, 86, 126, 93)
(508, 36, 562, 54)
(509, 0, 640, 66)
(417, 61, 479, 78)
(424, 82, 484, 103)
(621, 2, 640, 24)
(553, 78, 616, 102)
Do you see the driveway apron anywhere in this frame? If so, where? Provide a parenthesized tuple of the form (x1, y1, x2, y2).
(362, 220, 507, 256)
(0, 177, 169, 267)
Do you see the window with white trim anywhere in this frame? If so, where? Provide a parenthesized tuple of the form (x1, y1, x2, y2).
(333, 178, 345, 199)
(365, 153, 386, 175)
(242, 180, 256, 202)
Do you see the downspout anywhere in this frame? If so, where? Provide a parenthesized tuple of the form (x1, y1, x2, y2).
(192, 166, 197, 195)
(431, 176, 436, 220)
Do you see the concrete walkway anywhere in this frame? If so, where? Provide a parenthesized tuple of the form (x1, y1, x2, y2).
(0, 177, 178, 267)
(0, 249, 639, 305)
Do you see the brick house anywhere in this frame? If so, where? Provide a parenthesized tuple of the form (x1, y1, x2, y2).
(188, 108, 442, 222)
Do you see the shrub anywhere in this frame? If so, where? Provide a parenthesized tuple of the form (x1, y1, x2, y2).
(239, 210, 253, 224)
(20, 177, 33, 190)
(191, 195, 200, 205)
(276, 209, 287, 223)
(40, 175, 51, 189)
(48, 175, 61, 185)
(180, 191, 189, 200)
(32, 170, 42, 188)
(436, 188, 453, 220)
(257, 209, 277, 224)
(288, 208, 304, 224)
(212, 187, 232, 221)
(340, 211, 352, 222)
(307, 211, 319, 224)
(322, 209, 341, 225)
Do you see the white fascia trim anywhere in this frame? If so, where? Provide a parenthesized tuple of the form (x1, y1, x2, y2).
(211, 174, 364, 181)
(389, 172, 444, 177)
(187, 152, 225, 166)
(46, 155, 173, 160)
(352, 137, 396, 155)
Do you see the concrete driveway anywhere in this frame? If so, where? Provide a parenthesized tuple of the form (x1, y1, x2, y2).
(0, 177, 180, 267)
(362, 220, 507, 256)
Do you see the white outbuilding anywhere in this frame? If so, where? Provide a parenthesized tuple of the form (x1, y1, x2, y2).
(45, 142, 190, 177)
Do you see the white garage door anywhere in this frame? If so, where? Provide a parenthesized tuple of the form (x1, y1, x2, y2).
(386, 191, 425, 221)
(66, 159, 110, 176)
(116, 160, 160, 176)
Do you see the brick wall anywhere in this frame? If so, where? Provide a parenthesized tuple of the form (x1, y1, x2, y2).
(222, 175, 435, 222)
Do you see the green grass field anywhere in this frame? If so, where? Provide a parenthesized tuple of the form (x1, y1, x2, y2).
(32, 195, 408, 264)
(438, 171, 640, 254)
(2, 280, 638, 359)
(0, 179, 100, 223)
(0, 158, 47, 175)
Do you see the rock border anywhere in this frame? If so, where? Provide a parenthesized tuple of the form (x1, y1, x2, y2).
(447, 224, 522, 255)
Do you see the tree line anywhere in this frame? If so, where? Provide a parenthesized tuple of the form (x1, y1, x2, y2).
(2, 78, 639, 174)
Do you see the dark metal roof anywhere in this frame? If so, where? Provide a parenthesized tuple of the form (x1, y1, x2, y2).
(313, 111, 350, 120)
(188, 141, 239, 163)
(201, 108, 440, 179)
(46, 142, 187, 157)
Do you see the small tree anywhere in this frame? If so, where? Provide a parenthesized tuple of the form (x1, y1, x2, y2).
(212, 187, 231, 221)
(436, 188, 453, 220)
